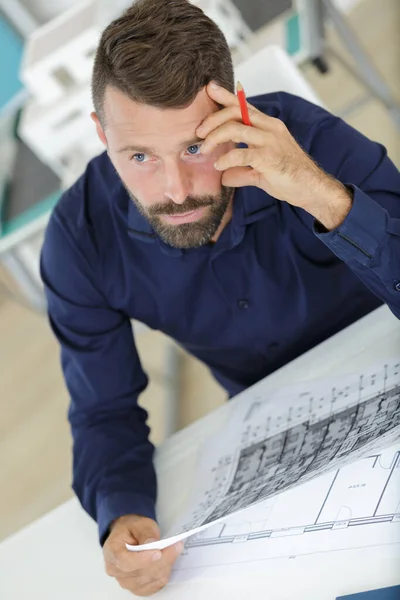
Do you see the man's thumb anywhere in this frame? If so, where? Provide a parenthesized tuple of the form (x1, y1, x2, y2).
(130, 518, 161, 546)
(105, 517, 162, 572)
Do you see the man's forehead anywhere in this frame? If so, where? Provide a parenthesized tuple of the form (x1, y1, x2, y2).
(103, 86, 218, 137)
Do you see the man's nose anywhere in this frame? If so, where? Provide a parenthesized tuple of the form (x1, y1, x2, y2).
(163, 161, 191, 205)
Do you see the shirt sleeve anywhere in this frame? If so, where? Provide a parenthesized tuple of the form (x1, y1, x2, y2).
(40, 209, 157, 544)
(305, 106, 400, 320)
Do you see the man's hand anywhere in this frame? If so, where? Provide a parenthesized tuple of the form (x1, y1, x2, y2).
(197, 82, 353, 231)
(103, 515, 184, 597)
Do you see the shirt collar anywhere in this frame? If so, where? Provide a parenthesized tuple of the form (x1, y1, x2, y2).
(127, 192, 155, 239)
(238, 185, 277, 225)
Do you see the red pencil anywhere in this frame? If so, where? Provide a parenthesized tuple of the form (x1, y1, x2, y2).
(236, 81, 252, 126)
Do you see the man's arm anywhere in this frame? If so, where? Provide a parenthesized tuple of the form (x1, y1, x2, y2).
(301, 107, 400, 320)
(198, 84, 400, 319)
(41, 210, 156, 544)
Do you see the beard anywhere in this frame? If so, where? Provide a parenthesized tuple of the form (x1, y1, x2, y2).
(126, 186, 234, 249)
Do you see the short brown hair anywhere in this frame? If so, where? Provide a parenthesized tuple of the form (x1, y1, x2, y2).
(92, 0, 234, 125)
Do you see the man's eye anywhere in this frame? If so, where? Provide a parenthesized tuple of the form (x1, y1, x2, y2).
(132, 153, 147, 163)
(186, 144, 201, 155)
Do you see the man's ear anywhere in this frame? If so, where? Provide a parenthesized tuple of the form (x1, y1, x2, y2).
(91, 112, 107, 147)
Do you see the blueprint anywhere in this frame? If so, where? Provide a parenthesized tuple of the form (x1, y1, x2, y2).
(127, 359, 400, 552)
(172, 443, 400, 580)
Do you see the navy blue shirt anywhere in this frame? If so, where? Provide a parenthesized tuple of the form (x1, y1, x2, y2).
(40, 92, 400, 543)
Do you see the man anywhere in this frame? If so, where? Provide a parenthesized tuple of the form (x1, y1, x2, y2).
(41, 0, 400, 596)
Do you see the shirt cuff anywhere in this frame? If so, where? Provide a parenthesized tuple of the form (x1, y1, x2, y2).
(313, 184, 388, 266)
(97, 491, 157, 546)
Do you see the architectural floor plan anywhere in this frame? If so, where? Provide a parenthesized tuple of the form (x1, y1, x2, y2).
(128, 360, 400, 551)
(200, 365, 400, 526)
(172, 443, 400, 580)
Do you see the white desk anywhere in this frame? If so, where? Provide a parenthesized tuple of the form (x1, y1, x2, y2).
(1, 305, 399, 600)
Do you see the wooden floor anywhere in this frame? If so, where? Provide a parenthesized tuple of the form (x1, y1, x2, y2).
(1, 0, 399, 542)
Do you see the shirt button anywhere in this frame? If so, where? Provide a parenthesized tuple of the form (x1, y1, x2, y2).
(395, 282, 400, 292)
(238, 299, 249, 309)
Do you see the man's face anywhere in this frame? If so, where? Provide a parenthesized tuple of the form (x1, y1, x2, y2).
(94, 86, 234, 248)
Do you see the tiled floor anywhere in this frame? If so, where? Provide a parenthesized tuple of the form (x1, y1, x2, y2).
(0, 0, 399, 542)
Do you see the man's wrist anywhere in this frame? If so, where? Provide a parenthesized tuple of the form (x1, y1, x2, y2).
(302, 176, 353, 231)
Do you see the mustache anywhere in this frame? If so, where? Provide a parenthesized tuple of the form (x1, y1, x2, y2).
(148, 195, 215, 216)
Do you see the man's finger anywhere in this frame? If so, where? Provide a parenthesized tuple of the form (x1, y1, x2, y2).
(201, 121, 267, 154)
(110, 537, 183, 574)
(120, 574, 170, 597)
(206, 81, 238, 107)
(114, 546, 182, 596)
(214, 147, 261, 172)
(197, 105, 242, 138)
(106, 542, 162, 573)
(138, 575, 171, 597)
(159, 540, 185, 566)
(221, 166, 257, 189)
(200, 87, 278, 137)
(198, 102, 262, 137)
